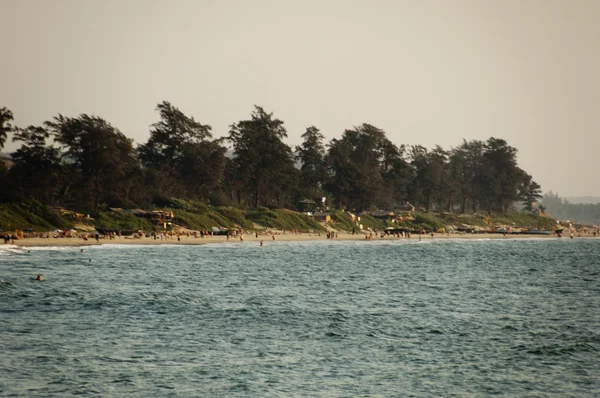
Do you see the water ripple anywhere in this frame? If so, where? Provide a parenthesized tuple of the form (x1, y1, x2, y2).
(1, 239, 599, 396)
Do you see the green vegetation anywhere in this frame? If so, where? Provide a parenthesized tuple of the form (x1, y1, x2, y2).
(0, 202, 72, 231)
(490, 212, 557, 230)
(326, 210, 560, 233)
(214, 207, 254, 230)
(159, 198, 254, 230)
(356, 213, 386, 231)
(435, 213, 486, 227)
(327, 210, 386, 231)
(94, 211, 153, 231)
(0, 199, 568, 235)
(328, 210, 355, 231)
(1, 102, 545, 220)
(414, 213, 446, 231)
(0, 103, 582, 235)
(246, 207, 325, 232)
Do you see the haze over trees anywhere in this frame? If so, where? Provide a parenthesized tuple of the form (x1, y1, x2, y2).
(542, 192, 600, 225)
(0, 103, 543, 216)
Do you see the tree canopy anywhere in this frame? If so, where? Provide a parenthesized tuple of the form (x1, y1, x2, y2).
(1, 103, 544, 217)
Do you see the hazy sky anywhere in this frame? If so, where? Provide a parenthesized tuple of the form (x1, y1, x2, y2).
(2, 0, 599, 196)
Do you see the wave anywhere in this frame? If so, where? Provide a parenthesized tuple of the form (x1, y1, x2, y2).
(0, 245, 27, 256)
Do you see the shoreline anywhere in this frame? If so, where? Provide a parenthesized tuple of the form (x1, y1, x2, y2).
(8, 231, 596, 247)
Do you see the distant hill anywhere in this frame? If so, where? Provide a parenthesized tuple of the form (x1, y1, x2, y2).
(565, 196, 600, 204)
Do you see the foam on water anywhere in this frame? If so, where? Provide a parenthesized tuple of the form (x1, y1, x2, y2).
(0, 244, 26, 256)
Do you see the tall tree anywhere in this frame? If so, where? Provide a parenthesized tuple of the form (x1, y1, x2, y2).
(481, 138, 523, 213)
(139, 101, 212, 169)
(325, 124, 392, 211)
(449, 140, 485, 213)
(46, 114, 139, 214)
(228, 106, 297, 208)
(379, 140, 411, 209)
(409, 145, 436, 212)
(0, 106, 14, 149)
(139, 101, 225, 201)
(177, 139, 227, 199)
(8, 125, 62, 204)
(296, 126, 326, 200)
(519, 173, 543, 212)
(429, 146, 454, 212)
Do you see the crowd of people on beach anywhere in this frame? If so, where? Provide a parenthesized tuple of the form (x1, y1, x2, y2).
(3, 224, 600, 245)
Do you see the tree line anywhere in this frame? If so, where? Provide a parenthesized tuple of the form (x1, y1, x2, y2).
(541, 192, 600, 225)
(0, 103, 542, 215)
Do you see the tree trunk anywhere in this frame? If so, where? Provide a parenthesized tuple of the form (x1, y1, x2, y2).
(255, 184, 260, 208)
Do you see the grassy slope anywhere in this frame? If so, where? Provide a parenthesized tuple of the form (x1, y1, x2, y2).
(0, 199, 562, 234)
(326, 210, 561, 233)
(246, 207, 325, 232)
(0, 202, 73, 232)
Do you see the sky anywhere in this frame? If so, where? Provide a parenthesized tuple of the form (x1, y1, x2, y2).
(2, 0, 599, 196)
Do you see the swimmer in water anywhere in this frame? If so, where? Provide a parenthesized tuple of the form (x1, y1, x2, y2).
(36, 275, 43, 281)
(81, 249, 84, 253)
(260, 240, 263, 246)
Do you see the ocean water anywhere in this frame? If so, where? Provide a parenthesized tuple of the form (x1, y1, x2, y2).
(1, 238, 599, 397)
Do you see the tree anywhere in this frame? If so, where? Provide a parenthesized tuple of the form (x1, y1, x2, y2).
(139, 101, 212, 169)
(46, 114, 140, 214)
(325, 136, 361, 210)
(429, 146, 455, 212)
(409, 145, 447, 212)
(139, 101, 225, 201)
(449, 140, 485, 213)
(0, 106, 14, 149)
(228, 106, 297, 208)
(296, 126, 326, 201)
(325, 124, 393, 211)
(379, 140, 411, 209)
(8, 125, 62, 204)
(519, 174, 542, 212)
(480, 138, 523, 214)
(177, 139, 227, 199)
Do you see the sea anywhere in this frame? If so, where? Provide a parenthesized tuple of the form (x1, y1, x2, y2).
(1, 238, 599, 397)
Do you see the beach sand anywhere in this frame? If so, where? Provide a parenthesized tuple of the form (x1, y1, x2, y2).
(9, 230, 593, 247)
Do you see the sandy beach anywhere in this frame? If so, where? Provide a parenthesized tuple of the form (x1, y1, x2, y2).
(9, 230, 594, 247)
